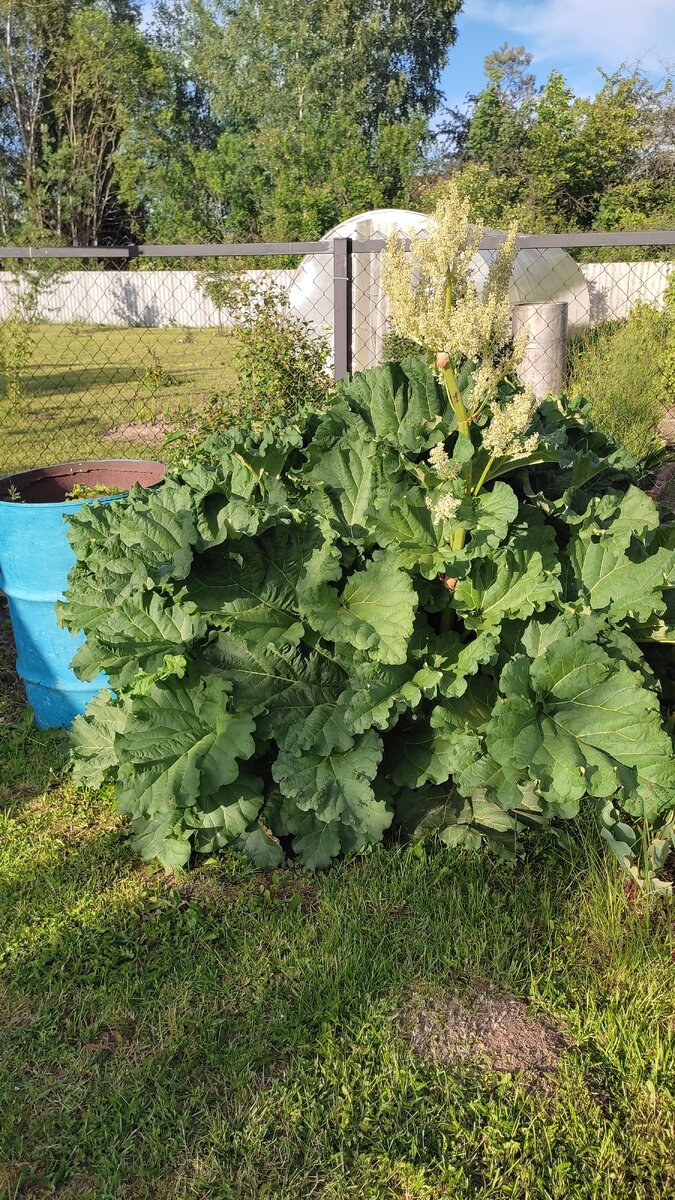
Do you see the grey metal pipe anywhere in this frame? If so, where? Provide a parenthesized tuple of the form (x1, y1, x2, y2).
(512, 301, 569, 399)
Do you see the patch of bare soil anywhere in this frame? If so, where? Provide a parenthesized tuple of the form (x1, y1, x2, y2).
(171, 867, 318, 910)
(102, 417, 174, 446)
(400, 979, 570, 1092)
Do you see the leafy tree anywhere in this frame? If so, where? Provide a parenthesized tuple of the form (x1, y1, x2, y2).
(44, 5, 155, 244)
(0, 0, 71, 233)
(0, 0, 156, 243)
(466, 44, 536, 177)
(189, 0, 462, 132)
(421, 48, 675, 236)
(253, 113, 398, 241)
(145, 0, 460, 239)
(483, 43, 536, 104)
(520, 70, 647, 229)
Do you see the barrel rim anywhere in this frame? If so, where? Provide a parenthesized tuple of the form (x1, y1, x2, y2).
(0, 458, 166, 508)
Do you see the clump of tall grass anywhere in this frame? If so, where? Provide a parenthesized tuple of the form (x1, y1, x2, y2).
(567, 298, 675, 462)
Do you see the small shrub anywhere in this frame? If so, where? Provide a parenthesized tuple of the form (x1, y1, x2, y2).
(197, 258, 264, 335)
(142, 349, 178, 393)
(0, 314, 35, 410)
(230, 280, 331, 423)
(168, 275, 331, 460)
(567, 301, 674, 461)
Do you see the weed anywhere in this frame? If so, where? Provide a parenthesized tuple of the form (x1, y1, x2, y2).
(142, 348, 179, 393)
(567, 302, 674, 461)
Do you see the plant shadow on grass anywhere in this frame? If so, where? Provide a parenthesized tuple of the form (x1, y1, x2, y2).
(0, 408, 101, 441)
(1, 366, 144, 401)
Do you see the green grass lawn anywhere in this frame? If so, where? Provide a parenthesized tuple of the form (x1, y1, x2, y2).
(1, 614, 675, 1199)
(0, 323, 237, 474)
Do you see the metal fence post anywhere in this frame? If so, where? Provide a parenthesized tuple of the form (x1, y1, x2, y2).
(332, 237, 352, 380)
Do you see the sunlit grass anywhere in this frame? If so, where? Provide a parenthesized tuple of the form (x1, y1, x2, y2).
(0, 322, 237, 473)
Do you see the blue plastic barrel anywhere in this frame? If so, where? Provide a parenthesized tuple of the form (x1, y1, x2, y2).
(0, 460, 165, 729)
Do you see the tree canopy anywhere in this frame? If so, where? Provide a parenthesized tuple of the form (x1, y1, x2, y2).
(427, 46, 675, 237)
(0, 2, 672, 246)
(0, 0, 461, 243)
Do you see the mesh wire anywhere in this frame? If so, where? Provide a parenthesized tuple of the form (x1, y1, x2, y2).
(0, 239, 672, 473)
(0, 252, 335, 474)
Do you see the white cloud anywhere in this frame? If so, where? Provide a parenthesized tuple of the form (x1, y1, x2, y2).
(465, 0, 675, 74)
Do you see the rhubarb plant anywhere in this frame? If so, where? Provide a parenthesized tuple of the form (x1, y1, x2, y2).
(59, 185, 675, 885)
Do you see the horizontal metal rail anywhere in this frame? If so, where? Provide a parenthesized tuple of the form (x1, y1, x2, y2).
(0, 241, 334, 259)
(482, 230, 675, 249)
(0, 229, 673, 260)
(357, 231, 675, 251)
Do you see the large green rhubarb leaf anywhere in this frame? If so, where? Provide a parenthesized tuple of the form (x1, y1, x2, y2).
(116, 676, 256, 834)
(630, 590, 675, 643)
(395, 779, 558, 854)
(395, 783, 510, 849)
(458, 482, 519, 557)
(60, 482, 199, 635)
(425, 629, 500, 699)
(487, 634, 675, 818)
(207, 635, 351, 753)
(272, 730, 392, 862)
(344, 355, 450, 452)
(387, 705, 481, 788)
(560, 488, 674, 621)
(302, 554, 417, 664)
(70, 590, 205, 688)
(110, 486, 198, 583)
(565, 486, 660, 549)
(564, 537, 673, 622)
(343, 659, 431, 734)
(129, 812, 193, 872)
(235, 825, 286, 868)
(182, 422, 304, 546)
(366, 486, 452, 578)
(454, 515, 560, 629)
(304, 420, 398, 543)
(185, 774, 265, 852)
(58, 561, 146, 635)
(70, 691, 127, 790)
(184, 519, 326, 648)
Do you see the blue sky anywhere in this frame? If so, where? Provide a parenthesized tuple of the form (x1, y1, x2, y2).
(441, 0, 675, 110)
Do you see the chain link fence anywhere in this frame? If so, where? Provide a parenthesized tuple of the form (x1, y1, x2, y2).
(0, 231, 674, 472)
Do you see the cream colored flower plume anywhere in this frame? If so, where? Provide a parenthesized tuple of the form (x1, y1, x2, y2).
(381, 180, 526, 418)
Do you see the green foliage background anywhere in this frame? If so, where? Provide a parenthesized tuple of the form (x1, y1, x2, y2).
(1, 4, 673, 245)
(567, 301, 675, 461)
(422, 49, 675, 242)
